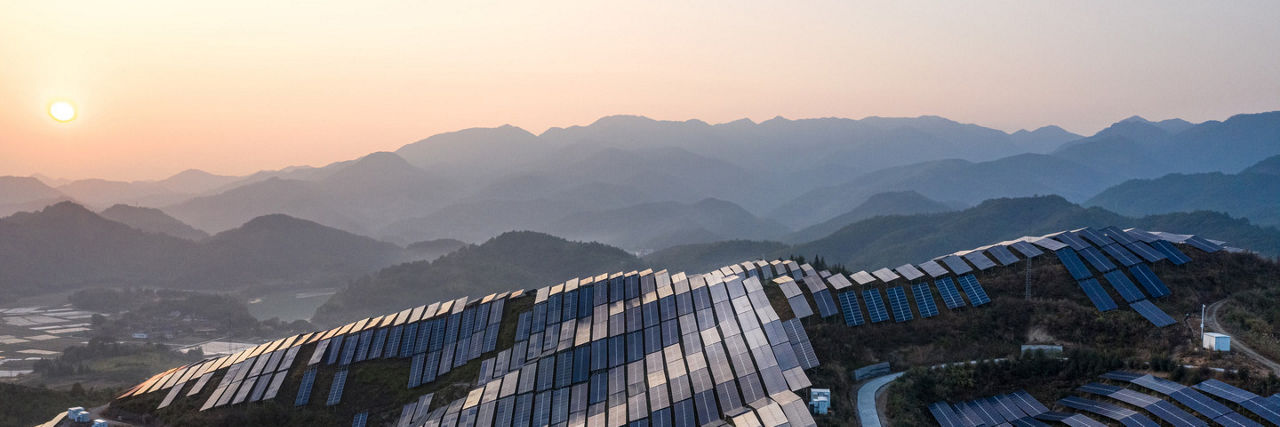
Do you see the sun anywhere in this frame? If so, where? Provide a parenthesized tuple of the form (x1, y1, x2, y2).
(49, 101, 77, 122)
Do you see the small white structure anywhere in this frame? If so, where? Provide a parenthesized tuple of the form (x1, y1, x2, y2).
(1203, 332, 1231, 352)
(67, 407, 91, 422)
(93, 419, 109, 427)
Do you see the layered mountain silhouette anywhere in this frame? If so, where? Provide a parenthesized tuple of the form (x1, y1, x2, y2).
(0, 202, 408, 295)
(1087, 155, 1280, 227)
(99, 204, 210, 241)
(314, 231, 646, 324)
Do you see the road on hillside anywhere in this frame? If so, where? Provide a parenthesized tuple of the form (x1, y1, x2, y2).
(1205, 299, 1280, 376)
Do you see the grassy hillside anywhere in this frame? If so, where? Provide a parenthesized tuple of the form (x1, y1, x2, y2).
(313, 231, 646, 325)
(806, 248, 1280, 425)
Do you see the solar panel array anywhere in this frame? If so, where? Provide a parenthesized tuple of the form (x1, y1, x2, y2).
(929, 390, 1085, 427)
(119, 226, 1225, 425)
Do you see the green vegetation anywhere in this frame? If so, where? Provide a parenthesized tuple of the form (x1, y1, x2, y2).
(315, 231, 646, 325)
(29, 338, 203, 389)
(1087, 154, 1280, 227)
(797, 248, 1280, 423)
(74, 288, 313, 340)
(0, 382, 117, 427)
(1220, 287, 1280, 362)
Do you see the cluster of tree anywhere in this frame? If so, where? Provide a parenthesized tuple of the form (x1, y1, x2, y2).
(33, 338, 174, 378)
(1220, 287, 1280, 363)
(0, 382, 117, 427)
(78, 288, 312, 340)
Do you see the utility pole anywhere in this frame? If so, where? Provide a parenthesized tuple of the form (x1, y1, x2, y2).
(1200, 303, 1205, 337)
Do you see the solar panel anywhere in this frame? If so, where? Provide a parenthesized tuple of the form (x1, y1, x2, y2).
(1075, 228, 1115, 247)
(894, 264, 925, 281)
(1150, 240, 1192, 265)
(836, 291, 865, 326)
(956, 274, 991, 306)
(1056, 248, 1094, 280)
(1058, 396, 1158, 426)
(811, 289, 839, 318)
(963, 251, 998, 270)
(1033, 411, 1108, 427)
(871, 268, 900, 283)
(1078, 246, 1117, 272)
(1076, 279, 1118, 311)
(1195, 379, 1259, 404)
(1101, 244, 1143, 267)
(1215, 411, 1265, 427)
(939, 255, 973, 275)
(352, 411, 368, 427)
(849, 270, 877, 285)
(934, 277, 966, 309)
(1125, 241, 1168, 263)
(326, 368, 349, 406)
(1031, 237, 1068, 251)
(929, 402, 964, 427)
(987, 245, 1020, 265)
(911, 283, 940, 318)
(885, 286, 914, 322)
(1184, 235, 1222, 253)
(1009, 241, 1045, 258)
(294, 367, 317, 406)
(918, 261, 950, 278)
(1054, 232, 1092, 250)
(1130, 300, 1176, 327)
(1102, 270, 1147, 302)
(262, 370, 289, 401)
(861, 288, 890, 323)
(1100, 226, 1137, 245)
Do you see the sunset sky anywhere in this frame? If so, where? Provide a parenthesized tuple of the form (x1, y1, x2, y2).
(2, 1, 1278, 181)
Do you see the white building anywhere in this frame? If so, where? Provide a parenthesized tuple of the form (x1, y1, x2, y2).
(1203, 332, 1231, 351)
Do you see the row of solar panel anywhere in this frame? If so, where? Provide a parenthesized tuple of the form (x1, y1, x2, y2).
(830, 275, 988, 327)
(929, 390, 1080, 427)
(1107, 371, 1268, 426)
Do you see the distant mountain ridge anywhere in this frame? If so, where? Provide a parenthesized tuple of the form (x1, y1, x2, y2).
(785, 191, 954, 243)
(99, 204, 210, 240)
(0, 202, 408, 296)
(1086, 155, 1280, 227)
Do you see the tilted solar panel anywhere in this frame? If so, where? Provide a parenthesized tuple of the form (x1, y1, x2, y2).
(1130, 300, 1176, 327)
(885, 286, 914, 322)
(1100, 244, 1143, 267)
(1184, 236, 1222, 253)
(911, 283, 940, 318)
(986, 245, 1020, 265)
(1150, 240, 1192, 265)
(939, 255, 973, 275)
(1009, 241, 1044, 258)
(1102, 270, 1146, 302)
(918, 261, 951, 278)
(1125, 241, 1168, 263)
(1056, 248, 1094, 280)
(1076, 279, 1118, 312)
(934, 277, 966, 310)
(861, 288, 890, 323)
(836, 291, 865, 326)
(1053, 232, 1092, 250)
(894, 264, 925, 281)
(963, 251, 998, 271)
(1078, 246, 1117, 273)
(956, 274, 991, 306)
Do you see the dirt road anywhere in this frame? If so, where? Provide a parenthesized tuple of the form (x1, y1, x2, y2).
(1205, 299, 1280, 376)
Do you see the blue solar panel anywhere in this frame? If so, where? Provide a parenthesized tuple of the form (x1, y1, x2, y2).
(957, 274, 991, 306)
(1127, 264, 1171, 298)
(1078, 246, 1117, 273)
(385, 326, 402, 358)
(326, 368, 348, 406)
(1130, 300, 1176, 327)
(1101, 244, 1143, 267)
(1151, 240, 1192, 265)
(912, 283, 940, 318)
(369, 328, 387, 359)
(1077, 279, 1118, 311)
(812, 289, 839, 318)
(930, 402, 964, 427)
(351, 411, 368, 427)
(836, 291, 865, 326)
(1102, 270, 1146, 302)
(421, 351, 440, 384)
(1056, 248, 1094, 280)
(340, 335, 358, 365)
(1076, 228, 1115, 247)
(861, 288, 890, 323)
(940, 255, 974, 275)
(400, 323, 419, 357)
(987, 245, 1021, 265)
(1125, 241, 1168, 263)
(1184, 236, 1222, 253)
(408, 353, 424, 388)
(1215, 411, 1265, 427)
(935, 277, 966, 309)
(886, 286, 914, 322)
(294, 367, 317, 406)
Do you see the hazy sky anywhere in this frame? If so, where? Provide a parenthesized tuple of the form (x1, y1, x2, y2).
(2, 1, 1278, 181)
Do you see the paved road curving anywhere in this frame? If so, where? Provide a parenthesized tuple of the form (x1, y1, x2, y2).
(857, 372, 904, 427)
(1205, 299, 1280, 375)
